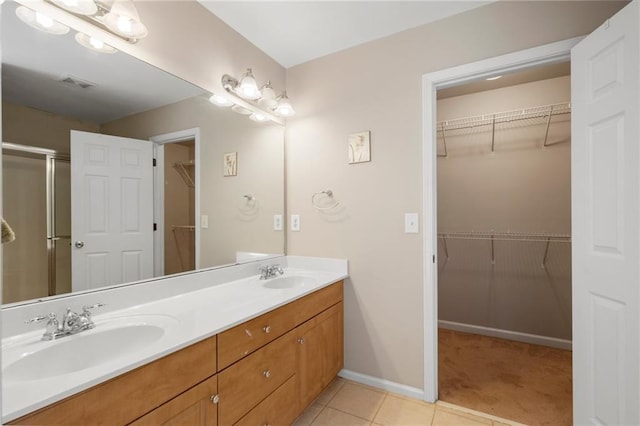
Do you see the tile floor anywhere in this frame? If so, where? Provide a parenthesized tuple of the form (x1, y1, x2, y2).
(293, 378, 525, 426)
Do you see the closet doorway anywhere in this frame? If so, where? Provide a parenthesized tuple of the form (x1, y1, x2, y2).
(434, 62, 572, 425)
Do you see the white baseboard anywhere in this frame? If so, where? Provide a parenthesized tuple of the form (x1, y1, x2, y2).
(338, 369, 424, 400)
(439, 320, 573, 351)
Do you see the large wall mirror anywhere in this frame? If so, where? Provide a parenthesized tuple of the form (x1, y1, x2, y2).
(1, 0, 285, 306)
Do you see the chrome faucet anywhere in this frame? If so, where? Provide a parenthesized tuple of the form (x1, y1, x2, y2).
(25, 303, 105, 341)
(259, 264, 284, 280)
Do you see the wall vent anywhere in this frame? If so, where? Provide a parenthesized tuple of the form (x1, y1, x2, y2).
(59, 75, 95, 89)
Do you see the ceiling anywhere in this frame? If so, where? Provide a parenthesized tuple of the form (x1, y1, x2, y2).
(2, 1, 204, 124)
(198, 1, 493, 68)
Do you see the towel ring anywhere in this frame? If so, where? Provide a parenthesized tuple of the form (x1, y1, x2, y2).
(312, 189, 341, 211)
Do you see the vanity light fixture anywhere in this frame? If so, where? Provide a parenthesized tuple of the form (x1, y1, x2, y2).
(103, 0, 148, 39)
(16, 6, 70, 35)
(249, 112, 269, 122)
(209, 93, 234, 107)
(75, 32, 117, 53)
(50, 0, 98, 16)
(273, 91, 296, 117)
(220, 69, 296, 120)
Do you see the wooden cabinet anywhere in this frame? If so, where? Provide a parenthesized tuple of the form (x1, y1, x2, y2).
(131, 375, 218, 426)
(9, 281, 344, 426)
(295, 302, 344, 410)
(10, 336, 217, 425)
(234, 376, 298, 426)
(218, 330, 296, 425)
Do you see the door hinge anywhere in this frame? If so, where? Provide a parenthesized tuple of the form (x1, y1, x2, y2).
(153, 223, 157, 231)
(152, 158, 157, 167)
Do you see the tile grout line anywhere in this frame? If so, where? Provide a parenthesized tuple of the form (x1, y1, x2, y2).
(370, 392, 389, 425)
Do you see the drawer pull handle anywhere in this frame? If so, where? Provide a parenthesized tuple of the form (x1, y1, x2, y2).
(210, 394, 219, 404)
(263, 370, 271, 378)
(297, 337, 305, 344)
(263, 325, 271, 333)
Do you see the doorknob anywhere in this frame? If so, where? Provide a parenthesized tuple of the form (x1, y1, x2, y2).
(74, 241, 85, 248)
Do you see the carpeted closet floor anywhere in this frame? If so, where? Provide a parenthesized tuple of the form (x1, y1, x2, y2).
(438, 329, 572, 426)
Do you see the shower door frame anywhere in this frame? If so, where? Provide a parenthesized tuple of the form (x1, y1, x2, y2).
(2, 142, 70, 297)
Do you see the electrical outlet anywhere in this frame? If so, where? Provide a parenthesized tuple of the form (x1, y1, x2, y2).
(405, 213, 419, 233)
(274, 214, 283, 231)
(201, 215, 209, 229)
(291, 214, 301, 232)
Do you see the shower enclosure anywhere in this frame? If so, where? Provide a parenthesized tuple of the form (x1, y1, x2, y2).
(2, 142, 71, 304)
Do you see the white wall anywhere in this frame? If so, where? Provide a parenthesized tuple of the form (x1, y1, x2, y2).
(285, 1, 626, 389)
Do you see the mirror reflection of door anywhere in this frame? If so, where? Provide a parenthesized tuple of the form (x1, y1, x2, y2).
(163, 140, 196, 275)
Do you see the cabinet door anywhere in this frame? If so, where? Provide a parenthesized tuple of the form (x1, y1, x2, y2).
(131, 375, 218, 426)
(296, 302, 344, 410)
(234, 376, 297, 426)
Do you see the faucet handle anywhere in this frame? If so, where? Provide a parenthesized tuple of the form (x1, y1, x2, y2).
(25, 313, 56, 325)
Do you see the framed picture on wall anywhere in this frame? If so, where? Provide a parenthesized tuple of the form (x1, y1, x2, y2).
(224, 152, 237, 176)
(348, 131, 371, 164)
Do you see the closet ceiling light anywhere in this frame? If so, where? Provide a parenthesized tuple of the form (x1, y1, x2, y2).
(75, 32, 117, 53)
(50, 0, 97, 16)
(16, 6, 70, 35)
(486, 75, 503, 81)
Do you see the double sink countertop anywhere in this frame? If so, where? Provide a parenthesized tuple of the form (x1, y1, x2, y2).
(1, 256, 348, 422)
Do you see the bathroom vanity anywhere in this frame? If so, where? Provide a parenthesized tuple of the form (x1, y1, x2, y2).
(2, 256, 347, 425)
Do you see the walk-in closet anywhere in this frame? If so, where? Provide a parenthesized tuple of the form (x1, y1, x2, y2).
(436, 62, 572, 425)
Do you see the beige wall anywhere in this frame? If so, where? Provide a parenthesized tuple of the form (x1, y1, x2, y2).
(285, 1, 626, 389)
(437, 76, 571, 341)
(102, 96, 285, 268)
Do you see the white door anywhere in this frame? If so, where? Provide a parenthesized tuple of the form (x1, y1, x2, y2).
(71, 130, 154, 292)
(572, 1, 639, 424)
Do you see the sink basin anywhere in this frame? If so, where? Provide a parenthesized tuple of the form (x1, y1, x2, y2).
(4, 315, 178, 383)
(262, 276, 316, 289)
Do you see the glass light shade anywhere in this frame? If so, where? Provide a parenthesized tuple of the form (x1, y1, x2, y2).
(51, 0, 98, 16)
(15, 6, 70, 35)
(249, 112, 268, 122)
(259, 81, 277, 109)
(231, 105, 253, 115)
(75, 32, 118, 54)
(237, 68, 261, 100)
(104, 0, 148, 39)
(273, 92, 296, 117)
(209, 93, 234, 107)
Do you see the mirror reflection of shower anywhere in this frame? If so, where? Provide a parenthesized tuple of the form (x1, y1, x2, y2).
(2, 143, 70, 304)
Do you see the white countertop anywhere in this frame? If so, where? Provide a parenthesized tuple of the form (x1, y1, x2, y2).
(1, 257, 348, 422)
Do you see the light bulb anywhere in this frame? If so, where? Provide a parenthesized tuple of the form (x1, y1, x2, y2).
(89, 37, 104, 49)
(35, 12, 53, 28)
(117, 15, 133, 34)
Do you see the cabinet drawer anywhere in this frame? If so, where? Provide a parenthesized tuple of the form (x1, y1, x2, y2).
(218, 281, 343, 369)
(218, 330, 296, 425)
(234, 376, 297, 426)
(218, 302, 297, 370)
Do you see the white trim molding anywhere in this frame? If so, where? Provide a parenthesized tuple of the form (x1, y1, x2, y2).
(338, 369, 424, 400)
(421, 36, 582, 403)
(150, 128, 201, 276)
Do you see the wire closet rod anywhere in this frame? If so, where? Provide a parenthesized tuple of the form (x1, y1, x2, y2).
(437, 102, 571, 157)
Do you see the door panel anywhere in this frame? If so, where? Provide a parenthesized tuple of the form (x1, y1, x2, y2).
(571, 1, 639, 423)
(71, 130, 154, 292)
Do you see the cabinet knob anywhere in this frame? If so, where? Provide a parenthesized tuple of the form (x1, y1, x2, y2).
(297, 337, 305, 344)
(263, 370, 271, 378)
(263, 325, 271, 333)
(210, 394, 219, 404)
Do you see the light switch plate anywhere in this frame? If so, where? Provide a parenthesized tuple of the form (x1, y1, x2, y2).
(405, 213, 419, 233)
(201, 215, 209, 229)
(274, 214, 283, 231)
(291, 214, 301, 232)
